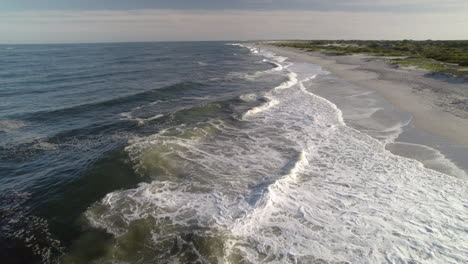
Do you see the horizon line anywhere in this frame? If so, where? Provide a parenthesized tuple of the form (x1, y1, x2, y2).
(2, 39, 468, 45)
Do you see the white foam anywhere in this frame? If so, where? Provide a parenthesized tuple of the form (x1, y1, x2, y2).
(231, 43, 260, 55)
(82, 45, 468, 264)
(263, 59, 283, 71)
(387, 142, 468, 180)
(0, 120, 27, 133)
(33, 140, 58, 150)
(136, 114, 164, 125)
(227, 44, 287, 80)
(239, 46, 300, 119)
(273, 72, 298, 92)
(242, 96, 279, 119)
(119, 110, 163, 125)
(239, 93, 257, 102)
(304, 75, 413, 144)
(298, 77, 345, 126)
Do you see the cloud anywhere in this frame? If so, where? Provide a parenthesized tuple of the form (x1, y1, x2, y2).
(343, 0, 466, 6)
(0, 9, 467, 44)
(1, 0, 467, 12)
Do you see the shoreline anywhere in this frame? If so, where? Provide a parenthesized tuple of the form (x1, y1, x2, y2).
(260, 44, 468, 148)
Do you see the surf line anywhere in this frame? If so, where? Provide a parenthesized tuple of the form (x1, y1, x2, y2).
(242, 64, 298, 120)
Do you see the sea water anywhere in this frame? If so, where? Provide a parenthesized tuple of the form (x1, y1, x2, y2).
(0, 42, 466, 263)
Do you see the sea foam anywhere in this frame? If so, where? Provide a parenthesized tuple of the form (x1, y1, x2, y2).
(82, 44, 468, 263)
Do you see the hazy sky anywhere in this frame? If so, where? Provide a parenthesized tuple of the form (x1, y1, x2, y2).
(1, 0, 467, 43)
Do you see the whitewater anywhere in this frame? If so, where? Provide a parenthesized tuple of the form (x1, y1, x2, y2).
(81, 45, 468, 263)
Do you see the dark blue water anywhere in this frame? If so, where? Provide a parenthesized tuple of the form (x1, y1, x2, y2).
(3, 42, 467, 264)
(0, 42, 280, 263)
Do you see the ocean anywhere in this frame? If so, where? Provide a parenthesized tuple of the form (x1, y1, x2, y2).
(0, 42, 466, 264)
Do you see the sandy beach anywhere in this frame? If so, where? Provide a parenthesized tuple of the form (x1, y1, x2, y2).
(3, 41, 468, 263)
(260, 44, 468, 147)
(259, 43, 468, 179)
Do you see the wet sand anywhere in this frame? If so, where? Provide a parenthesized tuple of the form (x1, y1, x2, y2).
(259, 43, 468, 179)
(260, 44, 468, 147)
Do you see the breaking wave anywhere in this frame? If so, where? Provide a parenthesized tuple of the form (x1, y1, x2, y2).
(69, 44, 468, 263)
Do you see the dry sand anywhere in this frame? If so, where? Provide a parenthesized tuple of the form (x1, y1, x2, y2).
(261, 44, 468, 148)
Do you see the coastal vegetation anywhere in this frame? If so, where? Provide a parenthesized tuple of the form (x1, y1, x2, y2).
(270, 40, 468, 76)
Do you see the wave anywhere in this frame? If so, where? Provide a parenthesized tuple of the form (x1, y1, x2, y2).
(0, 120, 27, 133)
(132, 114, 164, 125)
(274, 72, 299, 91)
(239, 45, 299, 119)
(228, 43, 259, 54)
(67, 44, 468, 264)
(227, 44, 290, 83)
(20, 82, 204, 121)
(0, 79, 107, 97)
(298, 77, 346, 126)
(241, 96, 279, 119)
(0, 68, 154, 88)
(0, 191, 63, 263)
(263, 59, 283, 71)
(106, 55, 170, 65)
(239, 93, 257, 102)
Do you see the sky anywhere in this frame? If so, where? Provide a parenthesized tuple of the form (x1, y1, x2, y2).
(0, 0, 467, 44)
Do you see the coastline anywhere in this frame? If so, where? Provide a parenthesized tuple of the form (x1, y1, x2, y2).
(260, 44, 468, 148)
(258, 43, 468, 178)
